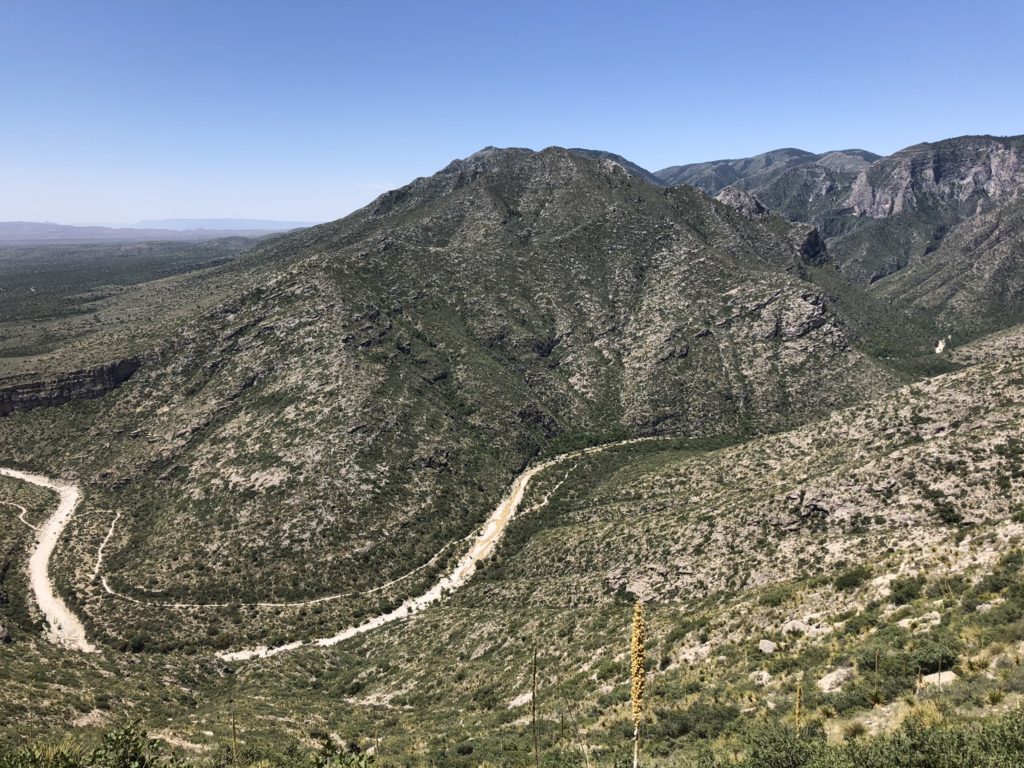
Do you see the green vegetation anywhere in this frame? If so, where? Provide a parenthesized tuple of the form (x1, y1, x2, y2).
(0, 239, 260, 381)
(5, 140, 1024, 766)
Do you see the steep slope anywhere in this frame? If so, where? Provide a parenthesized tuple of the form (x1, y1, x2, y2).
(754, 161, 865, 222)
(277, 322, 1024, 764)
(872, 198, 1024, 340)
(655, 148, 817, 191)
(18, 321, 1011, 764)
(0, 146, 898, 652)
(656, 148, 880, 237)
(826, 134, 1024, 285)
(567, 147, 666, 187)
(663, 136, 1024, 342)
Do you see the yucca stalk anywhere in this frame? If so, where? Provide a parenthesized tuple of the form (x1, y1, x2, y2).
(532, 649, 540, 768)
(630, 600, 646, 768)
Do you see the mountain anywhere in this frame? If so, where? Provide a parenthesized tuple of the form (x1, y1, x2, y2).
(8, 139, 1024, 766)
(654, 148, 880, 193)
(657, 136, 1024, 341)
(136, 218, 318, 231)
(872, 197, 1024, 340)
(0, 221, 287, 244)
(0, 145, 923, 653)
(566, 147, 667, 186)
(823, 134, 1024, 285)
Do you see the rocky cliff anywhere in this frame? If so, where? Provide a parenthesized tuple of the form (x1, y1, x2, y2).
(0, 358, 140, 417)
(846, 135, 1024, 219)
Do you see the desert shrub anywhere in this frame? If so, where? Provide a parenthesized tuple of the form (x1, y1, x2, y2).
(909, 631, 962, 675)
(650, 701, 740, 741)
(833, 566, 871, 591)
(890, 576, 925, 605)
(760, 583, 796, 607)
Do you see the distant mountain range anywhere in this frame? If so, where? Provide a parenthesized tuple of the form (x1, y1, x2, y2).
(135, 218, 319, 231)
(653, 147, 882, 190)
(0, 219, 316, 244)
(648, 135, 1024, 338)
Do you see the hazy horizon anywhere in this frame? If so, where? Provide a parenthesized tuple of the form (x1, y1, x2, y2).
(0, 218, 322, 229)
(3, 0, 1023, 223)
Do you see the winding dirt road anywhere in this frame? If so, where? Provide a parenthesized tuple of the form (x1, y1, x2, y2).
(0, 467, 96, 653)
(0, 436, 660, 660)
(217, 438, 657, 661)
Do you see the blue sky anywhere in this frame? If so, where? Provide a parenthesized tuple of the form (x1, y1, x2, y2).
(2, 0, 1022, 224)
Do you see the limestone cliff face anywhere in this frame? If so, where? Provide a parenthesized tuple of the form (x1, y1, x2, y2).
(0, 358, 140, 417)
(846, 136, 1024, 219)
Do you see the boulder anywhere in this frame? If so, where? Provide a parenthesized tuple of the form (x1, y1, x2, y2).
(782, 619, 809, 636)
(921, 671, 958, 686)
(817, 667, 853, 693)
(758, 639, 778, 654)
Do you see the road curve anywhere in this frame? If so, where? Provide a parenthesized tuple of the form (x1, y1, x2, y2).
(0, 437, 662, 660)
(0, 467, 97, 653)
(218, 437, 659, 662)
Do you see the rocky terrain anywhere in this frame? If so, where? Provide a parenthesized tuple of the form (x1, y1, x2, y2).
(0, 358, 140, 416)
(655, 135, 1024, 342)
(655, 148, 881, 192)
(873, 198, 1024, 339)
(2, 134, 1024, 766)
(828, 134, 1024, 285)
(0, 146, 920, 654)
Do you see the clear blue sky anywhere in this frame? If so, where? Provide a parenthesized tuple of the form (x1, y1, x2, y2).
(2, 0, 1022, 224)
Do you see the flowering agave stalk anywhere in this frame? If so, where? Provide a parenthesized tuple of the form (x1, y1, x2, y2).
(630, 600, 646, 768)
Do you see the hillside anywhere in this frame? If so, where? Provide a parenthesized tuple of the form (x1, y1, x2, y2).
(872, 198, 1024, 340)
(654, 148, 880, 196)
(825, 134, 1024, 286)
(0, 146, 924, 655)
(4, 321, 1024, 765)
(2, 140, 1024, 767)
(657, 136, 1024, 342)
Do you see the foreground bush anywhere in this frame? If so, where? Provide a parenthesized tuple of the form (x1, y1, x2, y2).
(720, 707, 1024, 768)
(4, 709, 1024, 768)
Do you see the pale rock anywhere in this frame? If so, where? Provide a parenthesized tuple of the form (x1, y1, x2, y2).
(921, 671, 958, 686)
(817, 667, 853, 693)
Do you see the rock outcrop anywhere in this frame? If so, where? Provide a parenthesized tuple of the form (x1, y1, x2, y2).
(715, 186, 769, 218)
(0, 358, 141, 417)
(846, 136, 1024, 219)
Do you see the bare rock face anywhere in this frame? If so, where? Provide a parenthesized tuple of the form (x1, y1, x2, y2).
(793, 226, 828, 266)
(715, 186, 769, 218)
(846, 136, 1024, 219)
(0, 358, 141, 417)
